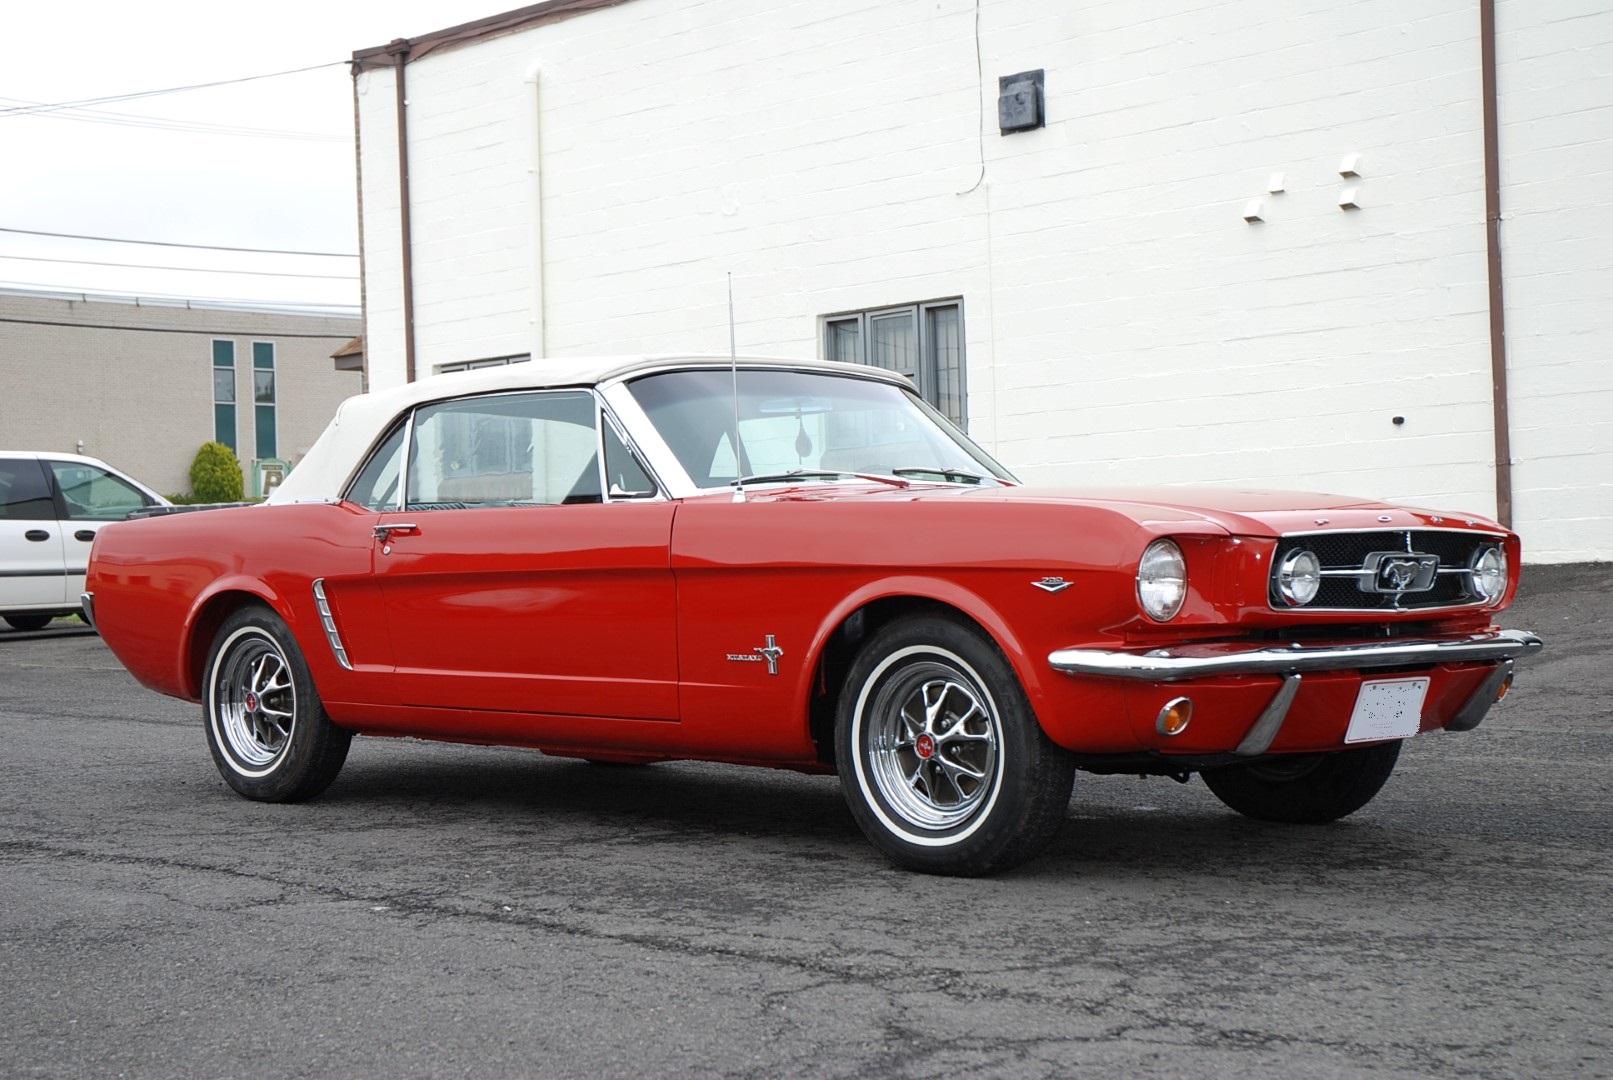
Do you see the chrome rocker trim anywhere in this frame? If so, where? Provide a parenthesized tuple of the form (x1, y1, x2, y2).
(1048, 628, 1543, 683)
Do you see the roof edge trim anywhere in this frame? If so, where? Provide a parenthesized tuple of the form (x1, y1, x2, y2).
(351, 0, 635, 72)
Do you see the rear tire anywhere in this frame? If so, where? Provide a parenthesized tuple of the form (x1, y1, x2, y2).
(4, 614, 54, 631)
(203, 606, 350, 802)
(835, 615, 1075, 876)
(1201, 741, 1402, 823)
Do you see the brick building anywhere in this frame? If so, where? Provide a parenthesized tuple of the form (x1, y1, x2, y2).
(0, 289, 361, 496)
(349, 0, 1611, 562)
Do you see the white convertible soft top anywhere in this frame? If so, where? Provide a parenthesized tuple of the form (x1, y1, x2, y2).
(267, 354, 907, 504)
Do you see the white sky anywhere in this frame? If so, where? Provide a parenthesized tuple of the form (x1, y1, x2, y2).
(1, 1, 496, 314)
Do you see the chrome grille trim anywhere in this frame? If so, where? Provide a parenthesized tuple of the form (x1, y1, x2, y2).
(1268, 529, 1506, 613)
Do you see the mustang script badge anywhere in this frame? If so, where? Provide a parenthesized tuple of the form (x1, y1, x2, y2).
(726, 634, 785, 675)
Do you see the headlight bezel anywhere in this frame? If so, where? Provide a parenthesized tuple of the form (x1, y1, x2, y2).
(1275, 548, 1322, 607)
(1469, 545, 1508, 605)
(1137, 538, 1188, 622)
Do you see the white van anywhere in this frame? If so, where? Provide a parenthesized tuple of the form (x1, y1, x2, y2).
(0, 452, 169, 630)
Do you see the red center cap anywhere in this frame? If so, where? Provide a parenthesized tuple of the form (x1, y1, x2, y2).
(914, 733, 937, 760)
(245, 692, 259, 712)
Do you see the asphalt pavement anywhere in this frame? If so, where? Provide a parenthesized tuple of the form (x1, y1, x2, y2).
(0, 563, 1608, 1079)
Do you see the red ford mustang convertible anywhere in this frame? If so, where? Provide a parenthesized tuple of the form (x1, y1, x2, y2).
(85, 356, 1542, 874)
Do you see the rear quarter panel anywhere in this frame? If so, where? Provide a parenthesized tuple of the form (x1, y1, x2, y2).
(87, 503, 381, 702)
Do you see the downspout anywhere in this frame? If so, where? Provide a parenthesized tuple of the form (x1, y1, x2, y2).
(349, 66, 370, 392)
(387, 38, 418, 383)
(1480, 0, 1512, 526)
(524, 62, 546, 360)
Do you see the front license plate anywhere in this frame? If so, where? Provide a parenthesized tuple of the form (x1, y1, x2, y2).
(1344, 678, 1429, 743)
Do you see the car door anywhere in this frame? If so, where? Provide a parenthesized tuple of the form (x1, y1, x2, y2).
(0, 457, 68, 610)
(369, 389, 679, 722)
(43, 458, 162, 602)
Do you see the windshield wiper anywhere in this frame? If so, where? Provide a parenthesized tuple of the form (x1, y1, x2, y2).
(733, 469, 912, 489)
(891, 466, 988, 485)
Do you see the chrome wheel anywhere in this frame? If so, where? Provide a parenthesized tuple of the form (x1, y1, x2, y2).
(836, 616, 1076, 875)
(212, 627, 296, 773)
(864, 654, 1001, 831)
(203, 606, 351, 802)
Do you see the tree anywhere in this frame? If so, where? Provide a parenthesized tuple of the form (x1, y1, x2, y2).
(190, 442, 245, 503)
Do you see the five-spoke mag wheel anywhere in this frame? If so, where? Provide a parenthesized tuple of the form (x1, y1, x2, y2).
(204, 606, 350, 801)
(863, 656, 1001, 831)
(837, 615, 1075, 876)
(212, 631, 297, 772)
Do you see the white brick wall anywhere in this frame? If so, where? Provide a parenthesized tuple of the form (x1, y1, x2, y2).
(1496, 0, 1613, 563)
(355, 0, 1612, 561)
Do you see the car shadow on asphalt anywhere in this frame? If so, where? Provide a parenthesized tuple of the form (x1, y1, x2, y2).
(302, 743, 1424, 881)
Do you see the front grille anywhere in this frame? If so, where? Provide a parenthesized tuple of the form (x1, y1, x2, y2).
(1270, 529, 1504, 612)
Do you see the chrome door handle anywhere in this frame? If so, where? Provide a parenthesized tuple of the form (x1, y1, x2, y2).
(372, 522, 420, 541)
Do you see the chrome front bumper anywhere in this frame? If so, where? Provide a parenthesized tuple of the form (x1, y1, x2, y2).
(1048, 628, 1544, 683)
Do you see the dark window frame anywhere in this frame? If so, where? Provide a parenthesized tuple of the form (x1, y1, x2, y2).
(820, 299, 966, 428)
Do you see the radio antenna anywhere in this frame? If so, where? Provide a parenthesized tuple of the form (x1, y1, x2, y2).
(729, 273, 745, 501)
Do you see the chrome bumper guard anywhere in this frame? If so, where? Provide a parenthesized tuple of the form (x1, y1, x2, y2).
(1048, 628, 1543, 683)
(79, 591, 96, 631)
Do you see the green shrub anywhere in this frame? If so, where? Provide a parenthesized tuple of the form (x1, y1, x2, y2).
(189, 442, 245, 503)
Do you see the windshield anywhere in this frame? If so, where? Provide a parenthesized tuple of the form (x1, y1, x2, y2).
(626, 368, 1016, 489)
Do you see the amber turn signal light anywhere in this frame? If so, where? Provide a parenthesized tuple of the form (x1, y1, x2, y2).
(1156, 697, 1193, 736)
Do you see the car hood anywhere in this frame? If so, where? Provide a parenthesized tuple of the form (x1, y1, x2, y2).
(737, 482, 1506, 538)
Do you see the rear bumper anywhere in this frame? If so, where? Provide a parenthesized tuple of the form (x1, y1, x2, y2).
(1048, 628, 1543, 682)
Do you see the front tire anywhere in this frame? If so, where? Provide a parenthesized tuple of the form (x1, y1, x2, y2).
(1201, 741, 1402, 823)
(836, 615, 1075, 876)
(204, 606, 351, 802)
(4, 614, 54, 631)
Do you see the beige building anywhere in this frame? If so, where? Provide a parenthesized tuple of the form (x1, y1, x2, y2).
(0, 289, 360, 497)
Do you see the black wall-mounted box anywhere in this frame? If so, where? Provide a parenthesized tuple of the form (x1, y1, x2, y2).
(998, 69, 1045, 134)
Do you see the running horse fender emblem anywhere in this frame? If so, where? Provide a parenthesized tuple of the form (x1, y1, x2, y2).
(726, 634, 785, 676)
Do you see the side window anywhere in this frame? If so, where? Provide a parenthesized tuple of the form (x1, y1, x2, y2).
(406, 391, 601, 508)
(347, 423, 407, 511)
(47, 462, 154, 521)
(602, 415, 657, 498)
(0, 459, 56, 521)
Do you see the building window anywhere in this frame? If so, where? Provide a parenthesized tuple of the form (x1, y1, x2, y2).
(212, 340, 236, 453)
(435, 355, 531, 375)
(253, 342, 277, 459)
(822, 300, 965, 428)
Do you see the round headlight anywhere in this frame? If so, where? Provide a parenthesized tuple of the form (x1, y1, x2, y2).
(1470, 546, 1507, 604)
(1276, 549, 1322, 607)
(1137, 539, 1187, 622)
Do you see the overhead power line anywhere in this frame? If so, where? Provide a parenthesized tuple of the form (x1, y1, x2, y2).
(0, 62, 347, 118)
(0, 96, 350, 143)
(0, 253, 358, 280)
(0, 227, 357, 258)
